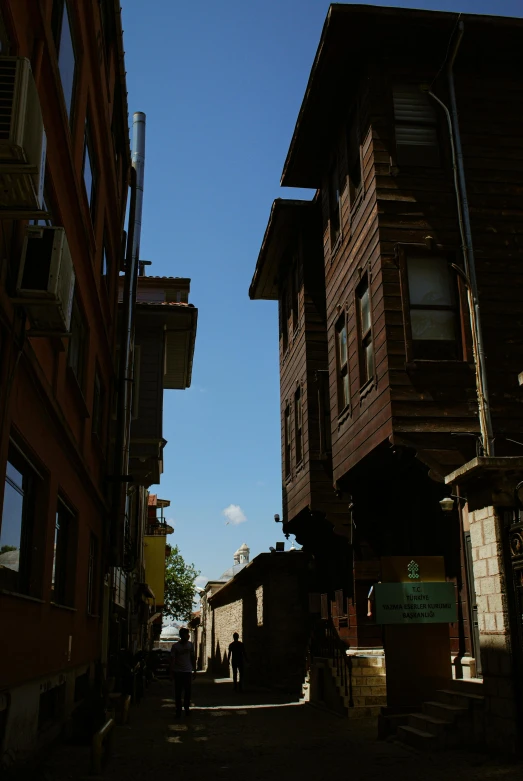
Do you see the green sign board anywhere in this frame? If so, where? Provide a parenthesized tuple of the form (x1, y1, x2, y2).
(374, 582, 457, 625)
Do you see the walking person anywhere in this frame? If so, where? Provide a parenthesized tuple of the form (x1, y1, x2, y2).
(227, 632, 247, 691)
(170, 627, 196, 717)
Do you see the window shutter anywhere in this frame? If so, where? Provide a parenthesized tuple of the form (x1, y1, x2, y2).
(393, 84, 439, 166)
(320, 592, 329, 620)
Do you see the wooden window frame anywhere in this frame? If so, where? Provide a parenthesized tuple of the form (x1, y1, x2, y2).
(356, 275, 375, 390)
(347, 106, 363, 211)
(290, 256, 300, 336)
(397, 245, 468, 363)
(294, 386, 303, 466)
(284, 403, 291, 479)
(328, 159, 341, 251)
(335, 313, 350, 415)
(280, 287, 288, 355)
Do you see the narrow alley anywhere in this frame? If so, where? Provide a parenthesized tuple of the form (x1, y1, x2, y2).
(26, 677, 523, 781)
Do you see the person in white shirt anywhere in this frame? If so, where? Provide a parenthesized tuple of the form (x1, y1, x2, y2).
(170, 627, 196, 716)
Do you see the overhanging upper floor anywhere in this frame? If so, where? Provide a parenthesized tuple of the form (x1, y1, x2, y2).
(281, 4, 523, 188)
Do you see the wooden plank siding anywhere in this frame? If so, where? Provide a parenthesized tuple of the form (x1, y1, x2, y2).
(372, 67, 523, 462)
(316, 58, 523, 487)
(321, 85, 393, 485)
(279, 217, 347, 527)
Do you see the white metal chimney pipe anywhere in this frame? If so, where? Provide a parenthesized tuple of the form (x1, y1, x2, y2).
(131, 112, 146, 266)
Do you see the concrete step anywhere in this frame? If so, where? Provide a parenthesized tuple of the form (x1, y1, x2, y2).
(436, 689, 485, 709)
(408, 713, 454, 741)
(397, 725, 439, 750)
(423, 700, 468, 722)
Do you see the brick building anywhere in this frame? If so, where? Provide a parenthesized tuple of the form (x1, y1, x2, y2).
(0, 0, 131, 763)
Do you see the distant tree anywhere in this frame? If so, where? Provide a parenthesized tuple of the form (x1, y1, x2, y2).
(163, 546, 200, 622)
(0, 545, 17, 554)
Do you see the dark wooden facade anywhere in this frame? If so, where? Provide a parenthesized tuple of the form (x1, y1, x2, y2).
(253, 6, 523, 657)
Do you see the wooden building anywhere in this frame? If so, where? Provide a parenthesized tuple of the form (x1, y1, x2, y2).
(251, 3, 523, 739)
(0, 0, 130, 762)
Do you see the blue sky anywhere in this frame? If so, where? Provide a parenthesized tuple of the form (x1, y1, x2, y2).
(121, 0, 523, 585)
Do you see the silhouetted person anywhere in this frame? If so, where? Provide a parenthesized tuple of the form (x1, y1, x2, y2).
(170, 627, 196, 717)
(228, 632, 247, 691)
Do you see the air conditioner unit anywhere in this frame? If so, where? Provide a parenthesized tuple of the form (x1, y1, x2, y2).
(0, 57, 46, 213)
(16, 226, 75, 333)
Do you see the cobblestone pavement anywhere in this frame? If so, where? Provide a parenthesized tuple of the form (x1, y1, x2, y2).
(18, 676, 523, 781)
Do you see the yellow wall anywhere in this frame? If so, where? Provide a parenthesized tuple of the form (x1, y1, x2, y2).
(144, 536, 166, 605)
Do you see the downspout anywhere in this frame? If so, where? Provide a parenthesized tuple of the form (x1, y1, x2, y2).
(427, 21, 494, 456)
(111, 112, 146, 565)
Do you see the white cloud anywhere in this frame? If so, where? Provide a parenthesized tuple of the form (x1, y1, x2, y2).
(194, 575, 208, 589)
(222, 504, 247, 526)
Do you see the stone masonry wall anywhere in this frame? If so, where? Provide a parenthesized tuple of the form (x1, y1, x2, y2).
(469, 505, 518, 752)
(213, 599, 243, 676)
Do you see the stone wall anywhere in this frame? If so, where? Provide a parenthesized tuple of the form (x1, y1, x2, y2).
(468, 505, 518, 753)
(213, 599, 243, 676)
(208, 552, 310, 694)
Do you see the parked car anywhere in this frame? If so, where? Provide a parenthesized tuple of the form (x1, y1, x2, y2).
(150, 649, 171, 678)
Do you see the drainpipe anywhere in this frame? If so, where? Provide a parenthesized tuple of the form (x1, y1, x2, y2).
(428, 21, 494, 457)
(111, 112, 146, 565)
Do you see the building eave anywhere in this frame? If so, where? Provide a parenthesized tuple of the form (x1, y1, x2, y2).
(249, 199, 319, 301)
(281, 4, 523, 189)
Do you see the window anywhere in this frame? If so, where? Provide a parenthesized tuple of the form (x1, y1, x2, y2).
(113, 567, 126, 607)
(329, 161, 341, 248)
(405, 254, 459, 360)
(52, 1, 76, 121)
(280, 288, 288, 354)
(284, 404, 291, 478)
(87, 533, 98, 614)
(336, 314, 350, 412)
(68, 297, 86, 388)
(0, 445, 36, 594)
(357, 277, 374, 387)
(393, 84, 439, 167)
(83, 120, 97, 219)
(92, 370, 103, 437)
(294, 387, 303, 465)
(52, 499, 76, 606)
(101, 242, 110, 283)
(347, 112, 362, 206)
(291, 259, 300, 332)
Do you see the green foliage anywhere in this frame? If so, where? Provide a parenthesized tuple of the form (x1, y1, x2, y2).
(0, 545, 17, 554)
(163, 545, 200, 622)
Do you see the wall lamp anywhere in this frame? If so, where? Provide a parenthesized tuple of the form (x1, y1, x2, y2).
(439, 494, 466, 513)
(274, 513, 280, 523)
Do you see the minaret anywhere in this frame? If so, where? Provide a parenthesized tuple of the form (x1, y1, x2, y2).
(233, 550, 240, 565)
(238, 543, 250, 564)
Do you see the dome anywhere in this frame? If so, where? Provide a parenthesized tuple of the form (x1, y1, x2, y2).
(238, 543, 249, 552)
(219, 561, 248, 581)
